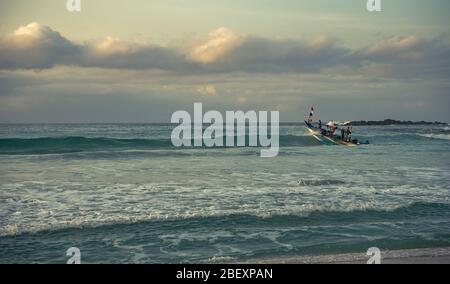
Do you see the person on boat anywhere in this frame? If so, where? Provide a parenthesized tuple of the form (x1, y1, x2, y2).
(341, 128, 345, 140)
(327, 121, 337, 137)
(308, 107, 314, 123)
(331, 127, 337, 137)
(346, 126, 352, 142)
(319, 120, 322, 130)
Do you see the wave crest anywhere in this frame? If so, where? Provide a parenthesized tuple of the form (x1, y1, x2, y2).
(0, 135, 318, 155)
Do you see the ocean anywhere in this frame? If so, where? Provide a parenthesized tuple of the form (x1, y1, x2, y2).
(0, 123, 449, 263)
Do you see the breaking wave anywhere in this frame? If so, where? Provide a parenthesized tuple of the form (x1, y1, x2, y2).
(0, 135, 319, 155)
(1, 130, 449, 155)
(417, 133, 450, 141)
(2, 202, 448, 238)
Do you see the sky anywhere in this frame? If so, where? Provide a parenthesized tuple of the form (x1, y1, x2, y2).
(0, 0, 449, 123)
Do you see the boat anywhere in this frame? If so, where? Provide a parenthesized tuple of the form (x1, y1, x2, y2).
(304, 120, 368, 146)
(303, 107, 369, 146)
(304, 121, 338, 145)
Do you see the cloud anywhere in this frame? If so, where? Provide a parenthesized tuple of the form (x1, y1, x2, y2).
(78, 36, 194, 71)
(356, 35, 450, 78)
(197, 84, 217, 96)
(184, 28, 351, 73)
(236, 96, 248, 104)
(0, 22, 80, 69)
(1, 66, 449, 123)
(359, 35, 450, 62)
(0, 23, 449, 80)
(200, 34, 352, 73)
(364, 36, 422, 57)
(0, 23, 192, 71)
(186, 27, 245, 64)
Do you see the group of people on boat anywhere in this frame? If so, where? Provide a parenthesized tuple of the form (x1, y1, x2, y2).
(307, 107, 358, 144)
(316, 120, 350, 140)
(340, 126, 353, 142)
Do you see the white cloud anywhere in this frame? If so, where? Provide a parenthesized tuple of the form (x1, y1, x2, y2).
(89, 36, 134, 55)
(186, 27, 245, 63)
(197, 84, 217, 96)
(236, 96, 248, 104)
(364, 36, 421, 56)
(0, 22, 79, 69)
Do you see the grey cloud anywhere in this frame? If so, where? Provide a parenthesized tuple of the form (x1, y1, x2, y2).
(0, 23, 449, 80)
(356, 36, 450, 79)
(78, 41, 196, 71)
(203, 36, 353, 73)
(0, 23, 194, 71)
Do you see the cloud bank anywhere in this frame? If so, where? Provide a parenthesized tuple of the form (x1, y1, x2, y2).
(0, 23, 449, 79)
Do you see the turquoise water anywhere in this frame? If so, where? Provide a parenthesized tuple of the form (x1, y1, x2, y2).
(0, 123, 449, 263)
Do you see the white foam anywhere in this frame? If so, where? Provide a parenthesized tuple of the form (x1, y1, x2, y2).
(1, 159, 449, 237)
(419, 133, 450, 141)
(0, 196, 424, 237)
